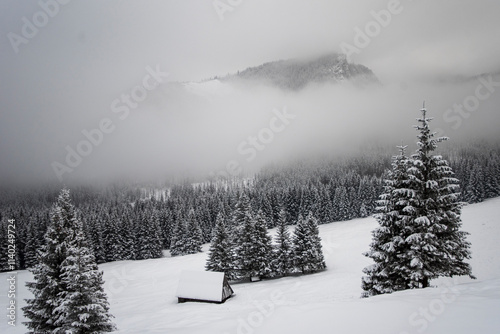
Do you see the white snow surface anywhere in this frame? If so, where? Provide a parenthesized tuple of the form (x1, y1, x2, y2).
(176, 270, 227, 302)
(2, 197, 500, 333)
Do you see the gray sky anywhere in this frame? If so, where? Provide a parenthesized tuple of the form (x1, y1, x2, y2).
(1, 0, 500, 185)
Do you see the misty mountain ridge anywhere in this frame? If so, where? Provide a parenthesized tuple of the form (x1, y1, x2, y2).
(432, 68, 500, 85)
(179, 53, 378, 93)
(219, 53, 379, 90)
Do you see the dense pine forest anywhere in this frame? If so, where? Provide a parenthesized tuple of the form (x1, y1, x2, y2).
(1, 140, 499, 272)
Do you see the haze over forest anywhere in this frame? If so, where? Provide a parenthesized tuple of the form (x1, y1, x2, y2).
(1, 0, 500, 186)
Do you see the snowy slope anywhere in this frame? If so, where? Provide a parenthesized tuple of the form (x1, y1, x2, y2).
(2, 198, 500, 333)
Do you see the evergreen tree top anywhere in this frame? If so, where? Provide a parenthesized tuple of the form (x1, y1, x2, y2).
(396, 143, 408, 156)
(413, 103, 448, 157)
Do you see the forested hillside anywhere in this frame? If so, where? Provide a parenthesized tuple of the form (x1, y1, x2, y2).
(1, 141, 499, 272)
(220, 53, 379, 90)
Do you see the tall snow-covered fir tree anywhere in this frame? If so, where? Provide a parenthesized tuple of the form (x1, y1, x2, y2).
(249, 211, 273, 279)
(169, 211, 187, 256)
(55, 221, 116, 333)
(148, 211, 164, 258)
(0, 219, 12, 272)
(103, 215, 125, 262)
(232, 193, 256, 280)
(23, 188, 115, 333)
(120, 216, 136, 260)
(87, 217, 106, 264)
(292, 212, 326, 274)
(305, 211, 326, 272)
(333, 186, 350, 221)
(23, 218, 40, 269)
(136, 212, 151, 260)
(271, 209, 294, 277)
(23, 188, 77, 332)
(464, 163, 485, 203)
(185, 208, 204, 254)
(205, 213, 236, 280)
(136, 210, 163, 260)
(362, 144, 415, 297)
(292, 214, 309, 274)
(362, 105, 474, 297)
(405, 105, 474, 288)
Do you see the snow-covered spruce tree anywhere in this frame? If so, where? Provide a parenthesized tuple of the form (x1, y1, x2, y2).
(103, 216, 125, 262)
(158, 209, 172, 249)
(120, 216, 136, 260)
(23, 188, 76, 332)
(405, 105, 474, 288)
(285, 187, 300, 223)
(169, 211, 187, 257)
(150, 211, 165, 258)
(484, 157, 500, 199)
(333, 186, 349, 221)
(0, 220, 11, 272)
(357, 177, 373, 218)
(271, 209, 294, 277)
(292, 214, 309, 274)
(318, 187, 333, 223)
(483, 159, 499, 199)
(363, 106, 474, 297)
(185, 208, 203, 254)
(362, 144, 415, 297)
(136, 213, 153, 260)
(249, 211, 273, 279)
(464, 162, 485, 203)
(206, 213, 236, 280)
(232, 193, 255, 280)
(24, 188, 116, 333)
(292, 212, 326, 274)
(259, 193, 274, 227)
(305, 211, 326, 272)
(87, 217, 106, 264)
(56, 221, 116, 333)
(137, 210, 163, 260)
(23, 222, 39, 269)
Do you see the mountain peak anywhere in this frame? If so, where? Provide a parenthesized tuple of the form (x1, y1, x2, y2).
(221, 53, 379, 90)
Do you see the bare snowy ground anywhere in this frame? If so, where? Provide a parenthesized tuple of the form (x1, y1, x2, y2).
(2, 197, 500, 334)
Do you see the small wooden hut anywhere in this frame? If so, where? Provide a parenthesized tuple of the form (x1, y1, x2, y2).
(176, 270, 234, 304)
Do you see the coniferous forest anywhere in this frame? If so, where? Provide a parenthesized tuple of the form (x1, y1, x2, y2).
(1, 139, 499, 273)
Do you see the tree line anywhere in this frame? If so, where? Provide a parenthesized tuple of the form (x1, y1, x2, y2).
(206, 194, 325, 281)
(1, 140, 499, 272)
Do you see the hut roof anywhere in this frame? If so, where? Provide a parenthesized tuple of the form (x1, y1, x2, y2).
(176, 270, 233, 303)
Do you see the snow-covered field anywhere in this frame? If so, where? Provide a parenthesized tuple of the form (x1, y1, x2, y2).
(2, 198, 500, 333)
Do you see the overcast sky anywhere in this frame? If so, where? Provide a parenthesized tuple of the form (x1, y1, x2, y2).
(1, 0, 500, 185)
